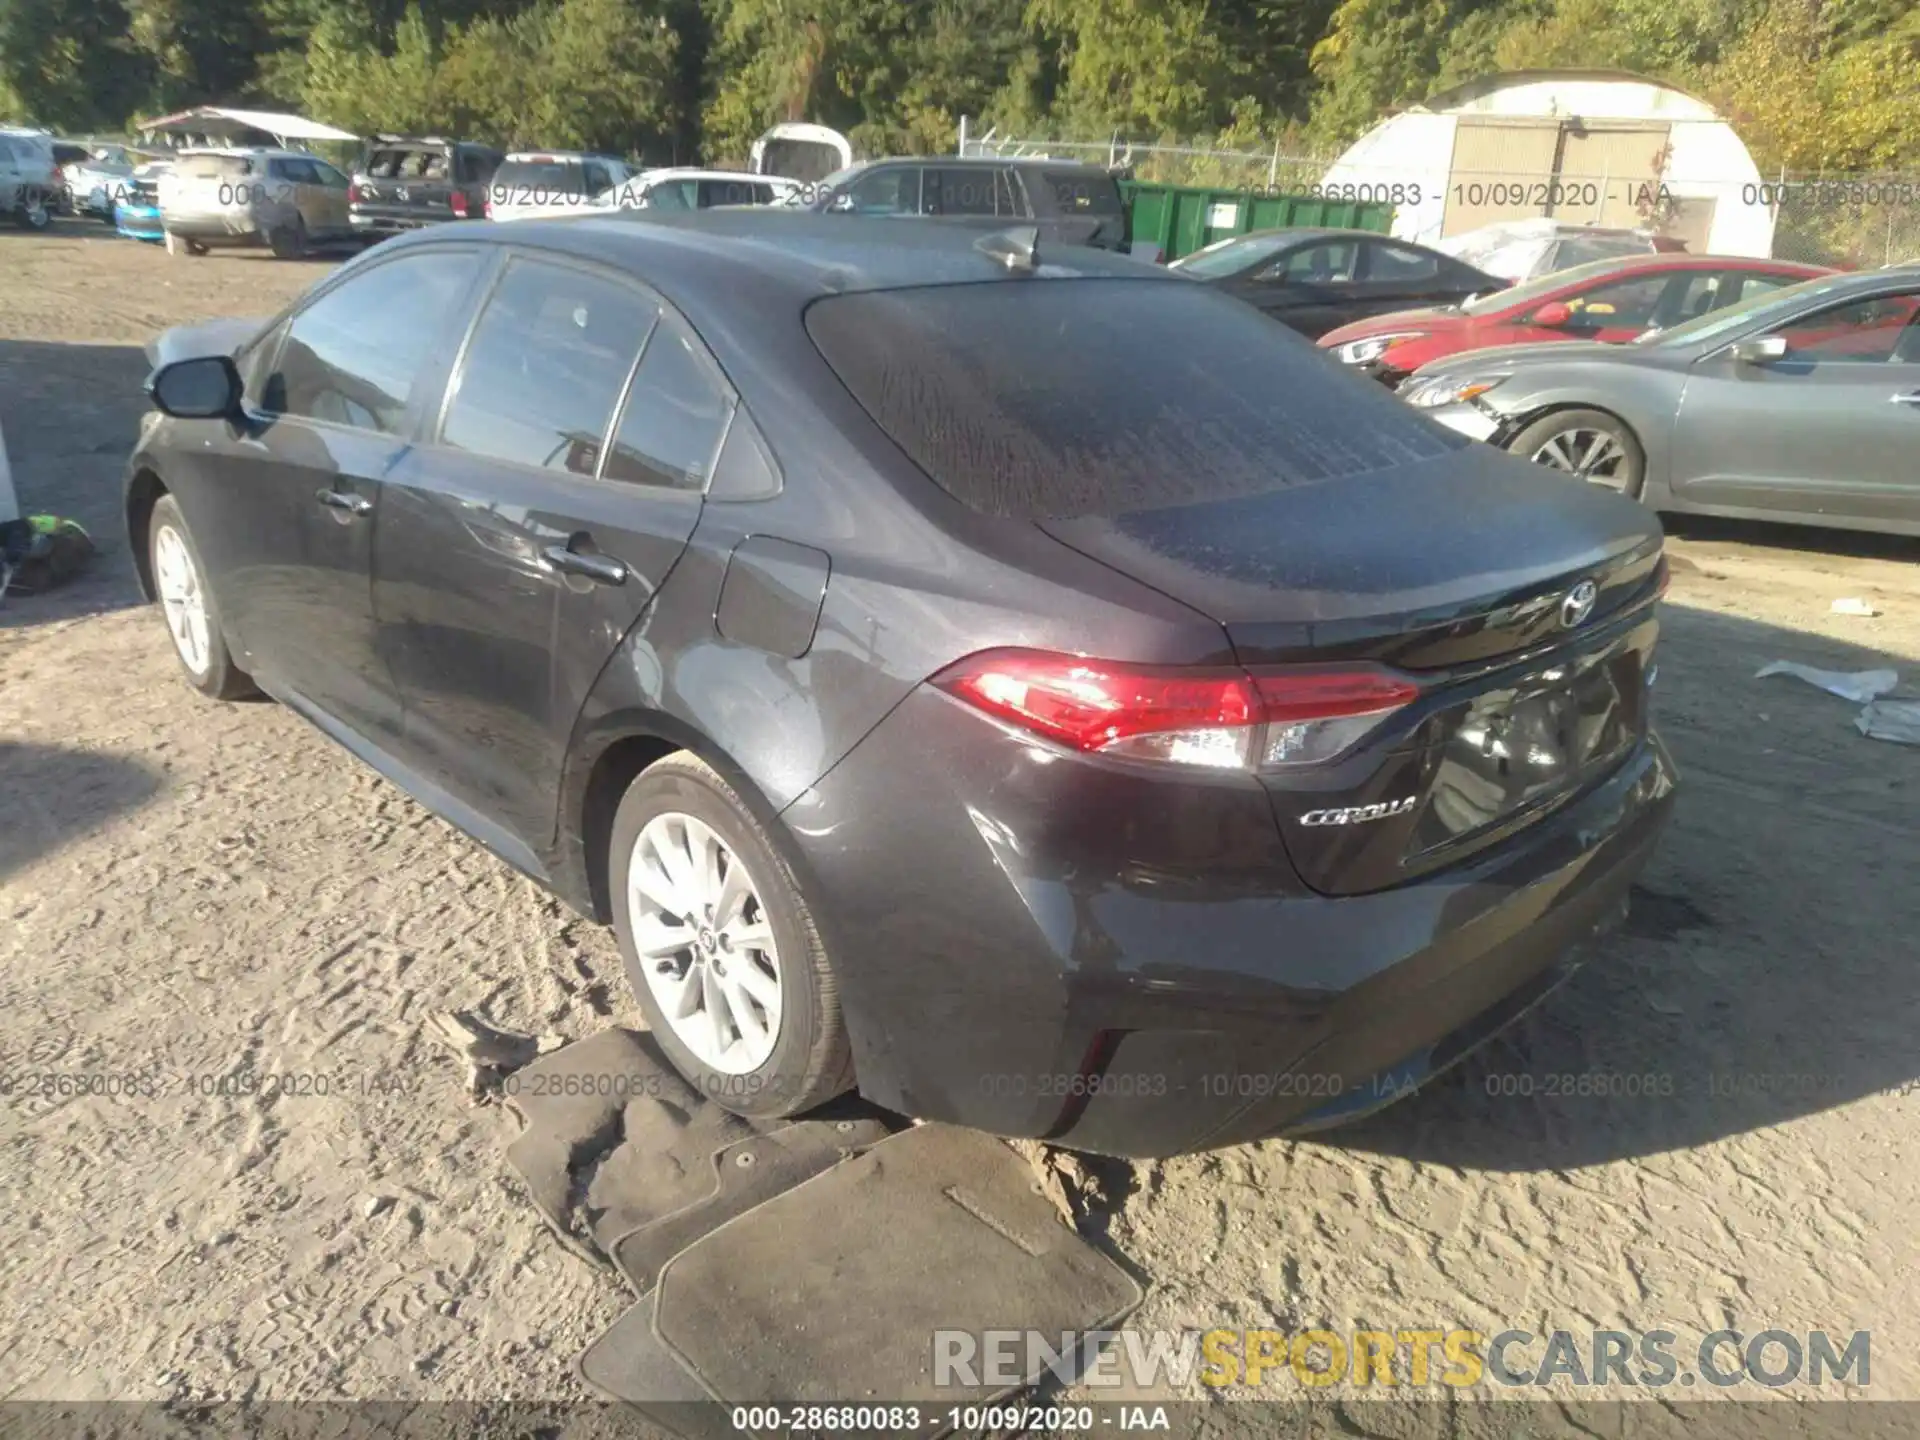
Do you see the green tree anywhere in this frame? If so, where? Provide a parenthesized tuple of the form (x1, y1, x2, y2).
(0, 0, 152, 127)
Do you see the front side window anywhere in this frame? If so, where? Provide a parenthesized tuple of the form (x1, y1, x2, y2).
(441, 258, 658, 474)
(1771, 293, 1920, 362)
(1274, 241, 1359, 284)
(841, 166, 920, 215)
(265, 249, 479, 433)
(603, 316, 734, 490)
(1560, 273, 1671, 331)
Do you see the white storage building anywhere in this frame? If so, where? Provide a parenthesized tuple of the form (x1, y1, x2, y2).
(1317, 69, 1775, 257)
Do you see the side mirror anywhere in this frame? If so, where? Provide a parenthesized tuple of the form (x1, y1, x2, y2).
(1730, 335, 1790, 364)
(1532, 301, 1574, 328)
(149, 355, 242, 419)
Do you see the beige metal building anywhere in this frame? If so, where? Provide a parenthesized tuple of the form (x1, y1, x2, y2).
(1318, 70, 1775, 257)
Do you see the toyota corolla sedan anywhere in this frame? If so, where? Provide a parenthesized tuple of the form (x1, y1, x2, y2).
(126, 211, 1676, 1157)
(1399, 267, 1920, 535)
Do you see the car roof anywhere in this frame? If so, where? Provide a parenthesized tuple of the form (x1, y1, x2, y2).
(174, 146, 316, 159)
(377, 207, 1167, 305)
(846, 155, 1113, 175)
(1545, 252, 1829, 276)
(503, 150, 622, 163)
(639, 168, 789, 184)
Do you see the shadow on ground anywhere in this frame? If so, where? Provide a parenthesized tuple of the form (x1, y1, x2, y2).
(1321, 595, 1920, 1171)
(0, 741, 166, 885)
(1, 339, 151, 631)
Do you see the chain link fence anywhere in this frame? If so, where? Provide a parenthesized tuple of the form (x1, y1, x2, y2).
(959, 122, 1920, 269)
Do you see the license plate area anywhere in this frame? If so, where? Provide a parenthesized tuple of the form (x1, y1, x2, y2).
(1406, 624, 1649, 860)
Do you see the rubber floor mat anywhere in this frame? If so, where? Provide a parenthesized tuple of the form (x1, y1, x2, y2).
(608, 1117, 890, 1294)
(651, 1124, 1143, 1404)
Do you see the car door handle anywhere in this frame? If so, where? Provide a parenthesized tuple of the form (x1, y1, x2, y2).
(315, 487, 373, 516)
(1890, 391, 1920, 407)
(543, 542, 627, 586)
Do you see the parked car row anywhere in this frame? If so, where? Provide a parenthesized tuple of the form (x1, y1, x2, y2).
(1396, 267, 1920, 536)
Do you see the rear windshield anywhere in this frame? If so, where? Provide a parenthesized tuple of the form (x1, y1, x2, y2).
(176, 155, 256, 180)
(494, 159, 588, 196)
(806, 278, 1462, 520)
(363, 146, 450, 180)
(1034, 168, 1123, 215)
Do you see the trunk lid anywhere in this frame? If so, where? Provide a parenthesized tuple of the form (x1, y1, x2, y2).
(1040, 447, 1665, 894)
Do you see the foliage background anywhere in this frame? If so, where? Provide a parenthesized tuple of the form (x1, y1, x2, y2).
(1, 0, 1916, 175)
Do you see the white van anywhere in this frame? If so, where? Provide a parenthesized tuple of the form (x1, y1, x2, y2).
(0, 127, 58, 230)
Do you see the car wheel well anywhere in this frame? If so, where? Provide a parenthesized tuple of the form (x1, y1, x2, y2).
(1509, 401, 1643, 452)
(127, 469, 168, 601)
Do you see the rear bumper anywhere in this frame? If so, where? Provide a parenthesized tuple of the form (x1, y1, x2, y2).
(162, 212, 268, 244)
(781, 687, 1678, 1157)
(351, 210, 449, 233)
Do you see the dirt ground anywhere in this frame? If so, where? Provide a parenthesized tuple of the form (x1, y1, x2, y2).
(3, 221, 1919, 1413)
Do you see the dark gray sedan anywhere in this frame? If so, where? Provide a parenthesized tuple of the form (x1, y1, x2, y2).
(1401, 268, 1920, 535)
(125, 210, 1674, 1156)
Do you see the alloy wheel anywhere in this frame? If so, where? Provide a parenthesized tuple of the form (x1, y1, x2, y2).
(152, 524, 211, 675)
(1529, 427, 1630, 489)
(627, 811, 783, 1074)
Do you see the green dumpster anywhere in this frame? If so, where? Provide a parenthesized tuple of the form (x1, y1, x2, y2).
(1120, 180, 1395, 263)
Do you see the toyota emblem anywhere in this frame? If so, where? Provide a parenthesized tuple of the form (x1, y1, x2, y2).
(1560, 580, 1599, 629)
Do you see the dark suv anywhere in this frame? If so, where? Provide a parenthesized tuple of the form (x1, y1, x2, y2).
(807, 156, 1128, 250)
(350, 136, 503, 237)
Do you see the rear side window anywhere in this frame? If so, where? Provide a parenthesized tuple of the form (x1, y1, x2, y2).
(494, 160, 586, 201)
(923, 167, 1006, 217)
(1367, 241, 1440, 281)
(1036, 169, 1122, 215)
(603, 316, 735, 490)
(698, 178, 773, 207)
(441, 258, 658, 474)
(180, 154, 254, 180)
(806, 279, 1461, 520)
(265, 249, 479, 433)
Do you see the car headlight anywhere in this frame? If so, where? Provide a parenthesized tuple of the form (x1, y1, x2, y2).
(1334, 331, 1426, 366)
(1400, 374, 1506, 409)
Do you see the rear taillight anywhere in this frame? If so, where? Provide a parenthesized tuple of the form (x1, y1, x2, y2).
(931, 649, 1418, 771)
(450, 191, 468, 217)
(348, 182, 361, 203)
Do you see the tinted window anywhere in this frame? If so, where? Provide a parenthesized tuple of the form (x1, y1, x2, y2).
(1366, 242, 1439, 281)
(924, 167, 1004, 217)
(583, 162, 614, 198)
(265, 249, 479, 433)
(1037, 168, 1121, 215)
(806, 279, 1461, 520)
(1274, 241, 1358, 283)
(0, 139, 16, 163)
(1172, 233, 1293, 279)
(442, 259, 658, 474)
(604, 316, 734, 490)
(494, 159, 588, 201)
(698, 178, 773, 207)
(1774, 293, 1920, 362)
(841, 166, 920, 214)
(271, 157, 320, 184)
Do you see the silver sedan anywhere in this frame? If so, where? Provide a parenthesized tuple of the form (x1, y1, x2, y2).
(1399, 269, 1920, 536)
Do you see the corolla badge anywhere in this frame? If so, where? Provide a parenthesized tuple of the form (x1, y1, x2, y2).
(1300, 797, 1418, 826)
(1559, 579, 1599, 629)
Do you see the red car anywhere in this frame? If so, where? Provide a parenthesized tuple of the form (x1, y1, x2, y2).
(1319, 254, 1835, 385)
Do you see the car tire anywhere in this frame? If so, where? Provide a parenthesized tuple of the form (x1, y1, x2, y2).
(1507, 408, 1645, 499)
(609, 750, 855, 1120)
(15, 196, 50, 230)
(163, 230, 206, 258)
(147, 495, 257, 700)
(269, 216, 307, 260)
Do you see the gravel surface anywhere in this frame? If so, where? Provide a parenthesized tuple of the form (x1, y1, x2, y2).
(3, 223, 1916, 1411)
